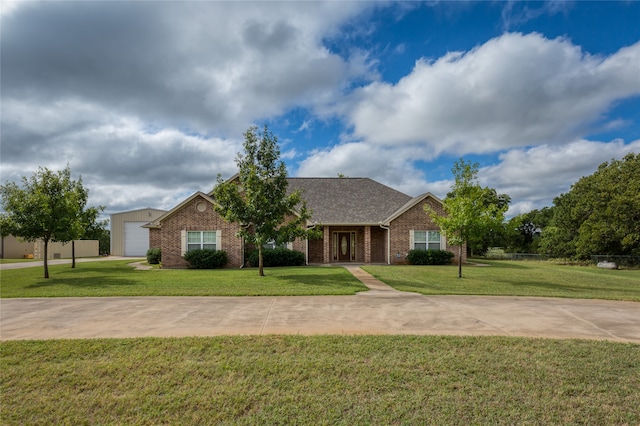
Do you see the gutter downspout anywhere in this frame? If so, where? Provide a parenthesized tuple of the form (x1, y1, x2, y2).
(379, 223, 390, 265)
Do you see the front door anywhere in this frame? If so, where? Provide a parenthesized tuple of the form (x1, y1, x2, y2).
(337, 232, 351, 262)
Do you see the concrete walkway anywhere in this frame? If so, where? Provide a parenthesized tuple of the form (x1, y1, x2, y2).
(1, 266, 638, 342)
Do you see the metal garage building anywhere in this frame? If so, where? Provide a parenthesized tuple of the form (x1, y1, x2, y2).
(110, 208, 166, 256)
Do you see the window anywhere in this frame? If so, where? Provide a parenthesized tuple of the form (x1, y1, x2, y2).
(187, 231, 216, 252)
(413, 231, 441, 250)
(263, 240, 293, 250)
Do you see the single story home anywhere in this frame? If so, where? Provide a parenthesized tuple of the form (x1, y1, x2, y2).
(145, 177, 464, 268)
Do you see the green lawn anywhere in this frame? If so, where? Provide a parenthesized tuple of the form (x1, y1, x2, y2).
(3, 259, 640, 300)
(0, 258, 40, 264)
(363, 260, 640, 301)
(0, 260, 367, 297)
(1, 336, 638, 425)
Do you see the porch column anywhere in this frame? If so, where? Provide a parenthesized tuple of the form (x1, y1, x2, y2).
(364, 226, 371, 263)
(323, 226, 331, 264)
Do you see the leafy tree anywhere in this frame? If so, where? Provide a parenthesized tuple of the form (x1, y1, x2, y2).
(467, 188, 511, 256)
(54, 183, 106, 268)
(426, 159, 509, 278)
(212, 125, 316, 276)
(85, 216, 110, 256)
(540, 153, 640, 259)
(0, 166, 96, 278)
(506, 207, 553, 253)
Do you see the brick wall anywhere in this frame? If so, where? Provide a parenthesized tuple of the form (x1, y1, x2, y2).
(149, 228, 161, 251)
(389, 196, 466, 265)
(370, 226, 386, 263)
(160, 195, 243, 268)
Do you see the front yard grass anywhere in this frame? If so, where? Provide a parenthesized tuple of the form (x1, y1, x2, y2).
(363, 260, 640, 301)
(0, 260, 367, 297)
(2, 335, 638, 425)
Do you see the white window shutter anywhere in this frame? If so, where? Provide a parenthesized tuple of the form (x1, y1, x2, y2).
(440, 232, 446, 250)
(180, 230, 187, 256)
(409, 230, 414, 250)
(216, 230, 222, 251)
(287, 242, 293, 250)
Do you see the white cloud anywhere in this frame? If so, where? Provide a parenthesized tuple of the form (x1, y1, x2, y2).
(2, 1, 373, 136)
(0, 0, 27, 16)
(296, 142, 429, 195)
(1, 1, 375, 213)
(1, 98, 241, 214)
(2, 3, 638, 219)
(344, 33, 640, 156)
(297, 138, 640, 216)
(501, 0, 572, 30)
(480, 139, 640, 215)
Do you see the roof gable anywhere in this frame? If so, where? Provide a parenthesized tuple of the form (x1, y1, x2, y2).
(144, 192, 216, 228)
(384, 192, 443, 224)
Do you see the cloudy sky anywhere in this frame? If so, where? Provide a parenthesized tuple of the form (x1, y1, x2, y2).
(2, 1, 639, 219)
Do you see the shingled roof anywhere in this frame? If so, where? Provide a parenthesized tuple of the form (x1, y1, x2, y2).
(286, 178, 412, 225)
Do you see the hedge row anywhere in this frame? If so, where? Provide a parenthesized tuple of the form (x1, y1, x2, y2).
(247, 248, 305, 267)
(406, 249, 454, 265)
(183, 249, 229, 269)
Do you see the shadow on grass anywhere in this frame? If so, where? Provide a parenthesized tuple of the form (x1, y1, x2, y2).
(25, 266, 140, 289)
(277, 274, 359, 286)
(469, 261, 531, 270)
(26, 276, 138, 289)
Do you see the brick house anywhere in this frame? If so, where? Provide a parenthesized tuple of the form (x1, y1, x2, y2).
(145, 177, 464, 268)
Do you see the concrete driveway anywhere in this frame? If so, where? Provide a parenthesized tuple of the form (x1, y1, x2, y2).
(2, 266, 639, 342)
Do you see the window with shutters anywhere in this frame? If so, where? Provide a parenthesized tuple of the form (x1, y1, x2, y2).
(187, 231, 217, 252)
(413, 231, 441, 250)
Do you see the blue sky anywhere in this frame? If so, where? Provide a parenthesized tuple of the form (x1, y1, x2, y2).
(2, 1, 639, 217)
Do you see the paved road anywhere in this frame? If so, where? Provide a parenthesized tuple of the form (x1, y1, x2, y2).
(2, 276, 638, 342)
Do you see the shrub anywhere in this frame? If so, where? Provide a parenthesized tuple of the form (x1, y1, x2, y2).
(146, 248, 161, 265)
(247, 248, 305, 267)
(406, 249, 454, 265)
(183, 249, 228, 269)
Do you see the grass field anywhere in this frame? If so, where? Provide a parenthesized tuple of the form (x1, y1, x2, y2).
(1, 335, 638, 425)
(0, 260, 367, 297)
(363, 260, 640, 301)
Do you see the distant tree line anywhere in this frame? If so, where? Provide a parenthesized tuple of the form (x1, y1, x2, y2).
(486, 153, 639, 260)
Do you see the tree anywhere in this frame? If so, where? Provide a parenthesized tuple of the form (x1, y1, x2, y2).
(426, 159, 509, 278)
(506, 207, 553, 253)
(0, 166, 94, 278)
(540, 153, 640, 259)
(467, 188, 511, 256)
(85, 217, 110, 256)
(52, 177, 106, 268)
(212, 125, 316, 276)
(68, 206, 108, 268)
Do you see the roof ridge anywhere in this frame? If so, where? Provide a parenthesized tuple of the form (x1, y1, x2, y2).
(287, 177, 368, 179)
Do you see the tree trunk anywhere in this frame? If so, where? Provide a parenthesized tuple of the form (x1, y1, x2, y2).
(458, 244, 463, 278)
(43, 239, 49, 279)
(258, 245, 264, 277)
(72, 240, 76, 269)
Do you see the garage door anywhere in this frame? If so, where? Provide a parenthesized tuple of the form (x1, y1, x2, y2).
(124, 222, 149, 256)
